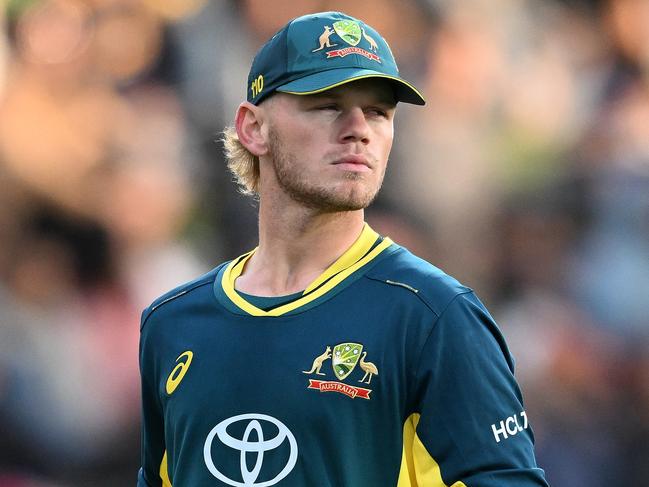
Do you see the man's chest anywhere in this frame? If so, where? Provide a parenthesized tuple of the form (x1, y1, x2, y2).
(154, 304, 424, 485)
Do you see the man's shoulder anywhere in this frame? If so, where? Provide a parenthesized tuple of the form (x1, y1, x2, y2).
(140, 263, 228, 330)
(367, 244, 472, 317)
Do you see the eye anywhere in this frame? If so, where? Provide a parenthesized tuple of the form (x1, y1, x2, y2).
(315, 104, 339, 111)
(366, 107, 390, 118)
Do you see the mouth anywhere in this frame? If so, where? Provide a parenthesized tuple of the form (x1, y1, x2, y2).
(331, 155, 372, 173)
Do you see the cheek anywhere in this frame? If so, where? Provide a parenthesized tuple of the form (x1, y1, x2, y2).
(288, 133, 332, 170)
(276, 122, 318, 154)
(378, 129, 394, 161)
(385, 135, 394, 155)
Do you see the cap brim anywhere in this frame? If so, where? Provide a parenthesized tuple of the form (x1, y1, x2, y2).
(276, 68, 425, 106)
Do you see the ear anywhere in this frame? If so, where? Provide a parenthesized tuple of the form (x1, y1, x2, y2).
(235, 101, 268, 157)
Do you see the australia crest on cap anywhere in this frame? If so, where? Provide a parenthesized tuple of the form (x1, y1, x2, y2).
(333, 20, 361, 46)
(312, 18, 381, 63)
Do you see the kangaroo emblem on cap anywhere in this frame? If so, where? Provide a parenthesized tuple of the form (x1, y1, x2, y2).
(312, 26, 338, 52)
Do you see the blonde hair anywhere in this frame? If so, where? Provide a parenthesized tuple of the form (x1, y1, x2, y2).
(222, 126, 260, 195)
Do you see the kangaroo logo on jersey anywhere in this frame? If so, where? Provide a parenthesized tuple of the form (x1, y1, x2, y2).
(312, 21, 381, 63)
(166, 350, 193, 395)
(302, 346, 331, 375)
(302, 342, 378, 399)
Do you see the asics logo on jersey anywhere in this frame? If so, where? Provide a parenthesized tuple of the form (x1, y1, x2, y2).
(203, 413, 298, 486)
(165, 350, 194, 395)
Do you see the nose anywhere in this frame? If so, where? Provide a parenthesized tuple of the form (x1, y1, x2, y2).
(338, 107, 370, 144)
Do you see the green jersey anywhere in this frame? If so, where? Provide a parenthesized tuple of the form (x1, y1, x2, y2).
(138, 224, 548, 486)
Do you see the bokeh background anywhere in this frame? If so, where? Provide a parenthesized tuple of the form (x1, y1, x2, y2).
(0, 0, 648, 485)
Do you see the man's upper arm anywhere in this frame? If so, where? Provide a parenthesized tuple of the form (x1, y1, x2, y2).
(138, 310, 167, 487)
(405, 292, 549, 487)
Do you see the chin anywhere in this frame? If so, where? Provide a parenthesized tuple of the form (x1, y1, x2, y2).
(316, 187, 379, 212)
(280, 175, 381, 212)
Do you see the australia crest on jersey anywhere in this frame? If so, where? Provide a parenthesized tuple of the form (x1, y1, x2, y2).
(302, 342, 378, 399)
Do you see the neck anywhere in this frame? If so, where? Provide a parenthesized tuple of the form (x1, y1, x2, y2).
(235, 198, 366, 297)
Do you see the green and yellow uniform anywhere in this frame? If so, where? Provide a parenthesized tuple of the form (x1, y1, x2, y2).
(138, 224, 548, 486)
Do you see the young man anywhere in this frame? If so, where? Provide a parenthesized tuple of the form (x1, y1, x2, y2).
(138, 11, 549, 487)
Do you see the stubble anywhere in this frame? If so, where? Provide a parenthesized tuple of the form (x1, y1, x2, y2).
(267, 128, 385, 213)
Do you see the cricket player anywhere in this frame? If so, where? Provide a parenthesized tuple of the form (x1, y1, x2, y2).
(138, 11, 549, 487)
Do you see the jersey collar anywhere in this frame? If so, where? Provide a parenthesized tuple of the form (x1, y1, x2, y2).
(217, 223, 393, 316)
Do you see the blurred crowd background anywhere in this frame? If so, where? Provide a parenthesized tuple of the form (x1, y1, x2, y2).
(0, 0, 647, 485)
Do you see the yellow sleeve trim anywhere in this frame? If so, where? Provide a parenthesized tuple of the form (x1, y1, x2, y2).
(160, 451, 172, 487)
(221, 223, 393, 316)
(398, 413, 467, 487)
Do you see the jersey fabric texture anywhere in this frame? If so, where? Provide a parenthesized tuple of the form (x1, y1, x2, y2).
(137, 224, 549, 487)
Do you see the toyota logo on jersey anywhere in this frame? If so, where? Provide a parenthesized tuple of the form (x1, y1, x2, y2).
(203, 413, 298, 486)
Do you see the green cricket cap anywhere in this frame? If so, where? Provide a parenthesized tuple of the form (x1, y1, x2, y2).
(247, 11, 425, 106)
